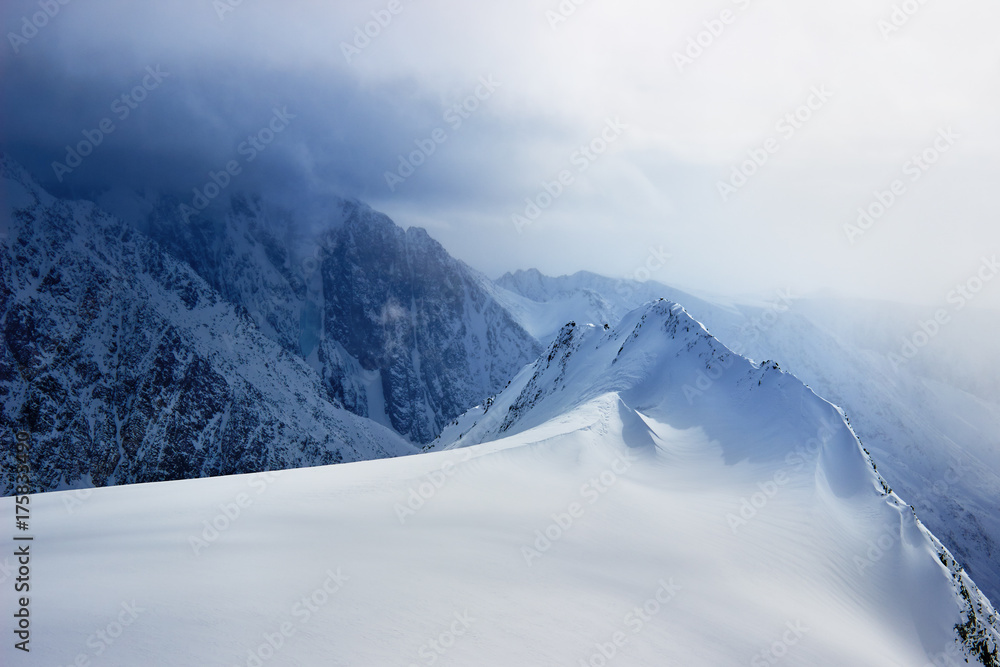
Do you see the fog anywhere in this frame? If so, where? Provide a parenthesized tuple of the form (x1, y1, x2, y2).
(2, 0, 999, 307)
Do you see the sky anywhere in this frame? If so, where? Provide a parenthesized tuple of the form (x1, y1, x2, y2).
(2, 0, 999, 307)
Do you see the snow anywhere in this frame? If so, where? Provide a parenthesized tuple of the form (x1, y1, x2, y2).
(0, 157, 419, 492)
(3, 300, 995, 666)
(494, 269, 1000, 606)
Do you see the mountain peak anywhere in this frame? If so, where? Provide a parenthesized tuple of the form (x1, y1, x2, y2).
(430, 296, 999, 665)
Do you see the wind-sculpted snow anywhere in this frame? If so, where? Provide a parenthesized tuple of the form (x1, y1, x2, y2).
(442, 302, 866, 476)
(3, 298, 996, 665)
(0, 155, 415, 494)
(495, 268, 1000, 609)
(434, 299, 998, 664)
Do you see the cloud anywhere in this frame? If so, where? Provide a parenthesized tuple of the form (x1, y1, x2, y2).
(2, 0, 999, 307)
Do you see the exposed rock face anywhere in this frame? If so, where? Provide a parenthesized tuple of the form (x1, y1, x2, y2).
(318, 202, 541, 442)
(0, 155, 539, 493)
(132, 192, 540, 445)
(0, 156, 414, 493)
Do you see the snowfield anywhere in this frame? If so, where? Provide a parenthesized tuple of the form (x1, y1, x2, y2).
(3, 301, 997, 666)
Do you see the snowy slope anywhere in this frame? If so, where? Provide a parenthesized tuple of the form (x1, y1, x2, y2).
(0, 155, 415, 493)
(495, 269, 1000, 607)
(3, 300, 996, 666)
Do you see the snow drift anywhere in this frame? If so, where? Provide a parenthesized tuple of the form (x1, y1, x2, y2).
(2, 300, 997, 666)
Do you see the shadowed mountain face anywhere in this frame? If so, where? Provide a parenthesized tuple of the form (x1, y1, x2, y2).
(318, 203, 541, 442)
(0, 156, 417, 493)
(1, 154, 541, 494)
(125, 190, 541, 445)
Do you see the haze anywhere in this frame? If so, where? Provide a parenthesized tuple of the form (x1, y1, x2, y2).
(2, 0, 998, 307)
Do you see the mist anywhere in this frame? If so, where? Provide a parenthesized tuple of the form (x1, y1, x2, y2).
(2, 0, 999, 307)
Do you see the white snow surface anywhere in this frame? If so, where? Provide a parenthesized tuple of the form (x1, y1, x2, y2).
(494, 269, 1000, 606)
(3, 300, 996, 666)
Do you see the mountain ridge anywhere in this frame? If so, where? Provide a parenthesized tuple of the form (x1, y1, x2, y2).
(434, 297, 999, 664)
(492, 267, 1000, 606)
(0, 154, 416, 492)
(4, 297, 995, 665)
(104, 186, 542, 444)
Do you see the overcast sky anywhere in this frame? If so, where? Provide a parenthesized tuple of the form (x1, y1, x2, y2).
(2, 0, 999, 307)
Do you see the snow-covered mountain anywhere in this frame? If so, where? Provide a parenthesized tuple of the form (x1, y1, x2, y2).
(493, 269, 1000, 612)
(0, 155, 416, 492)
(1, 153, 542, 493)
(5, 300, 996, 666)
(107, 190, 541, 444)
